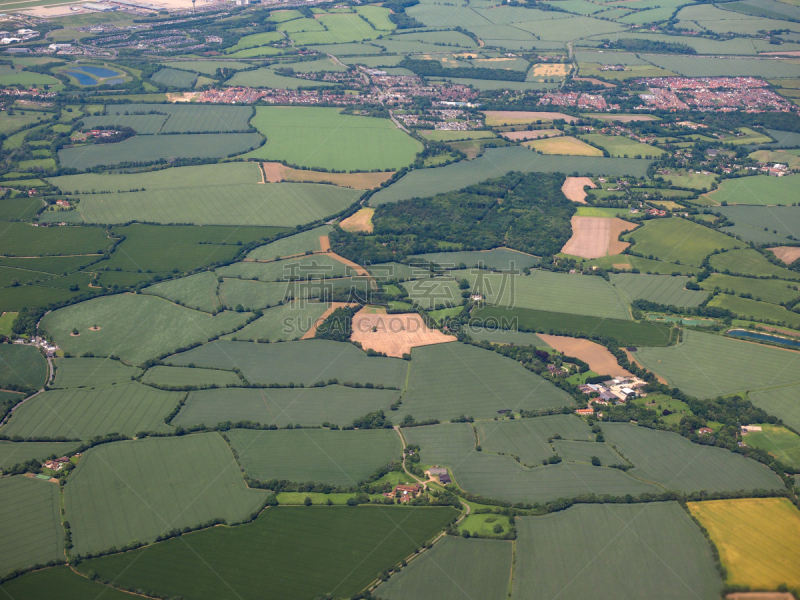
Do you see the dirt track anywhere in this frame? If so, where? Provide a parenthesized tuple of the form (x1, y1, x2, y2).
(561, 216, 634, 259)
(561, 177, 596, 204)
(538, 334, 633, 378)
(261, 163, 393, 189)
(350, 307, 456, 357)
(769, 246, 800, 264)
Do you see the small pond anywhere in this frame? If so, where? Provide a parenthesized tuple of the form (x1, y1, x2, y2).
(727, 329, 800, 349)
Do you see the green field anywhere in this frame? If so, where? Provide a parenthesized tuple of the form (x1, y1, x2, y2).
(609, 273, 708, 308)
(98, 224, 287, 275)
(48, 163, 360, 227)
(473, 305, 673, 347)
(0, 255, 101, 275)
(371, 147, 652, 205)
(246, 225, 334, 260)
(290, 13, 389, 45)
(749, 384, 800, 432)
(92, 104, 253, 134)
(710, 248, 798, 279)
(580, 133, 665, 158)
(217, 254, 353, 282)
(709, 294, 800, 328)
(0, 196, 45, 220)
(660, 170, 718, 190)
(228, 428, 401, 486)
(1, 382, 179, 439)
(700, 274, 800, 305)
(419, 130, 497, 142)
(141, 365, 241, 388)
(150, 67, 197, 88)
(0, 476, 63, 578)
(403, 423, 660, 504)
(221, 301, 330, 342)
(142, 271, 220, 313)
(173, 385, 399, 428)
(0, 111, 47, 135)
(551, 439, 623, 465)
(0, 565, 135, 600)
(225, 67, 339, 88)
(633, 330, 800, 398)
(65, 433, 268, 555)
(718, 206, 800, 246)
(689, 498, 800, 594)
(624, 218, 739, 267)
(165, 339, 408, 388)
(476, 415, 593, 466)
(706, 175, 798, 206)
(513, 503, 721, 600)
(58, 133, 263, 170)
(396, 343, 572, 422)
(0, 344, 47, 390)
(377, 536, 511, 600)
(0, 222, 111, 257)
(244, 107, 422, 171)
(408, 249, 539, 271)
(218, 278, 344, 311)
(464, 326, 550, 347)
(0, 440, 77, 470)
(78, 506, 457, 600)
(603, 423, 782, 493)
(0, 66, 60, 87)
(41, 294, 250, 367)
(224, 31, 283, 53)
(159, 60, 252, 74)
(742, 424, 800, 469)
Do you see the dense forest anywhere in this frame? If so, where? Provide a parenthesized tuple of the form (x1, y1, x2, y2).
(604, 38, 697, 55)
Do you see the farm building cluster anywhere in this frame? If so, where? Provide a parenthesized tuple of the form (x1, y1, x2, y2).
(579, 376, 648, 408)
(382, 483, 422, 503)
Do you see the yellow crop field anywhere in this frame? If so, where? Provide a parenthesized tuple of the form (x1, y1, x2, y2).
(526, 136, 604, 156)
(530, 63, 570, 77)
(688, 498, 800, 593)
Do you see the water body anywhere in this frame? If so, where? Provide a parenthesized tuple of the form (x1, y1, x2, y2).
(64, 70, 98, 86)
(728, 328, 800, 349)
(78, 66, 122, 78)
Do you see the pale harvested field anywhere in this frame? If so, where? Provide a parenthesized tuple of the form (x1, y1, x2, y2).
(572, 77, 615, 88)
(301, 302, 351, 339)
(339, 207, 375, 233)
(585, 113, 657, 123)
(500, 129, 561, 141)
(167, 92, 199, 103)
(526, 136, 603, 156)
(538, 334, 633, 378)
(727, 594, 795, 600)
(561, 216, 634, 258)
(530, 64, 569, 77)
(261, 163, 393, 189)
(769, 246, 800, 264)
(561, 176, 597, 204)
(483, 111, 577, 126)
(350, 307, 456, 357)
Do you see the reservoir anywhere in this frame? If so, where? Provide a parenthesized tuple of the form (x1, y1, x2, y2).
(728, 329, 800, 349)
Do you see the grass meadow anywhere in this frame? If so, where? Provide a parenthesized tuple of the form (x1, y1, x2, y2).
(142, 271, 221, 313)
(244, 107, 421, 171)
(749, 384, 800, 432)
(580, 133, 665, 158)
(0, 476, 63, 578)
(513, 503, 721, 600)
(1, 382, 179, 439)
(633, 330, 800, 398)
(100, 104, 253, 133)
(65, 433, 268, 555)
(0, 344, 47, 390)
(173, 386, 399, 429)
(150, 68, 197, 88)
(473, 305, 673, 347)
(699, 274, 800, 305)
(227, 428, 402, 486)
(602, 423, 783, 493)
(165, 340, 409, 388)
(706, 175, 798, 206)
(396, 343, 572, 422)
(221, 301, 330, 342)
(740, 424, 800, 468)
(551, 439, 623, 465)
(609, 273, 708, 308)
(0, 222, 111, 257)
(41, 294, 251, 366)
(370, 147, 652, 204)
(58, 133, 263, 170)
(709, 294, 800, 328)
(246, 225, 334, 260)
(49, 163, 360, 227)
(718, 206, 800, 247)
(377, 537, 511, 600)
(141, 365, 241, 388)
(0, 566, 135, 600)
(624, 218, 739, 267)
(217, 254, 353, 282)
(688, 498, 800, 593)
(78, 506, 457, 600)
(709, 248, 799, 279)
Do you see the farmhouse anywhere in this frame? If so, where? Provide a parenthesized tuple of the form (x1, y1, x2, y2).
(42, 456, 70, 471)
(575, 408, 595, 416)
(697, 427, 714, 435)
(383, 483, 422, 503)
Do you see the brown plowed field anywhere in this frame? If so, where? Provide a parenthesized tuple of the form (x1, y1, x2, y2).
(769, 246, 800, 264)
(561, 177, 596, 203)
(261, 163, 393, 189)
(350, 307, 456, 357)
(561, 216, 634, 259)
(319, 235, 331, 252)
(339, 207, 375, 233)
(482, 111, 577, 126)
(538, 334, 633, 378)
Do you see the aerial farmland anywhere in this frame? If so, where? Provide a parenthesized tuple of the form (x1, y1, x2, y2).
(0, 0, 799, 598)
